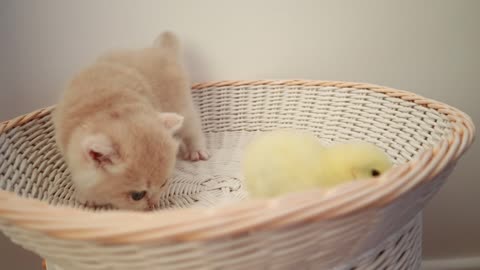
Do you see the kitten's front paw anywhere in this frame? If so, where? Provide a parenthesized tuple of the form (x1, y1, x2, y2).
(75, 192, 100, 208)
(76, 198, 97, 208)
(77, 199, 111, 209)
(182, 149, 210, 161)
(84, 200, 98, 208)
(180, 134, 210, 161)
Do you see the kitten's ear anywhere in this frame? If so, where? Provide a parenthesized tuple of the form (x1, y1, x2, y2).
(81, 134, 119, 167)
(158, 112, 184, 133)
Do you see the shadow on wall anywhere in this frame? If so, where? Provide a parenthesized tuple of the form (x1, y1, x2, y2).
(0, 233, 42, 269)
(183, 39, 214, 83)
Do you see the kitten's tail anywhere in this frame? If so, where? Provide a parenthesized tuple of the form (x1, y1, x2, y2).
(154, 31, 180, 56)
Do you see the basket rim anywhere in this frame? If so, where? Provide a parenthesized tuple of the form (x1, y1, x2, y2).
(0, 79, 475, 245)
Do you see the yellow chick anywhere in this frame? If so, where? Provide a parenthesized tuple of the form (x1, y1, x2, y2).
(243, 130, 326, 198)
(316, 142, 393, 188)
(242, 130, 393, 198)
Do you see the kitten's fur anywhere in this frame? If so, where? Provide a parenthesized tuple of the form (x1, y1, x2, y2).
(53, 32, 208, 211)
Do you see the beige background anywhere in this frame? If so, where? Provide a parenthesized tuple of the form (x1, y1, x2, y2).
(0, 0, 478, 269)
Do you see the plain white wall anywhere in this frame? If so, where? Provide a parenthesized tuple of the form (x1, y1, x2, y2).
(0, 0, 479, 268)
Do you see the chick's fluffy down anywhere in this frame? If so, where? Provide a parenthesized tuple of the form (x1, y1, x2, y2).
(242, 130, 325, 198)
(242, 130, 393, 199)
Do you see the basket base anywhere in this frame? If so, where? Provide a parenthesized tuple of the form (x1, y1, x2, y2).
(44, 213, 422, 270)
(337, 213, 423, 269)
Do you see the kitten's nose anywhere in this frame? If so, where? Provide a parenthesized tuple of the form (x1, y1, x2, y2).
(146, 200, 157, 211)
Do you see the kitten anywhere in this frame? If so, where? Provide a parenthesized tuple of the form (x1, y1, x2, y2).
(52, 31, 209, 211)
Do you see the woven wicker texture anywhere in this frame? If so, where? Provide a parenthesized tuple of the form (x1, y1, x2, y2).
(0, 80, 475, 270)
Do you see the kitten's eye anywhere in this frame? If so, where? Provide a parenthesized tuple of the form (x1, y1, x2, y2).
(371, 169, 380, 177)
(130, 191, 147, 201)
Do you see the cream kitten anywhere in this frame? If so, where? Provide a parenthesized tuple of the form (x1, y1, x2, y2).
(53, 31, 208, 211)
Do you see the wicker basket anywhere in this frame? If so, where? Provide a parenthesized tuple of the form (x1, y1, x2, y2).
(0, 80, 475, 270)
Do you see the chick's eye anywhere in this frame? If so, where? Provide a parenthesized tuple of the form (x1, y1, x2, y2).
(130, 191, 147, 201)
(371, 169, 380, 177)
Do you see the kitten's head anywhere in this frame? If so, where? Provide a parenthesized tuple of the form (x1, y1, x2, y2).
(68, 112, 183, 211)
